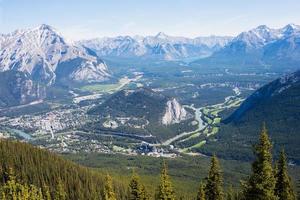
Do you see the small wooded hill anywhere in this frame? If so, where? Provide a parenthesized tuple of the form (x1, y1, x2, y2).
(87, 87, 194, 141)
(201, 70, 300, 163)
(88, 87, 170, 121)
(0, 139, 126, 200)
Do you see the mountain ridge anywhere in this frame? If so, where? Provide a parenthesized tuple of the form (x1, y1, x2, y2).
(0, 24, 111, 86)
(192, 23, 300, 71)
(78, 33, 233, 60)
(201, 70, 300, 163)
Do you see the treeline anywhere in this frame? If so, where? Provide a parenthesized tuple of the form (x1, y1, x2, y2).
(0, 125, 299, 199)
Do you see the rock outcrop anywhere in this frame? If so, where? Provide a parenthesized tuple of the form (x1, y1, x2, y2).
(162, 98, 187, 125)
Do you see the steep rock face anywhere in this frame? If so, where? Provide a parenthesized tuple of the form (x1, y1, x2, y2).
(0, 71, 46, 108)
(78, 33, 232, 60)
(0, 24, 110, 85)
(162, 98, 187, 125)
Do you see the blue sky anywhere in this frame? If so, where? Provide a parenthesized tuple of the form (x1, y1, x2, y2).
(0, 0, 300, 40)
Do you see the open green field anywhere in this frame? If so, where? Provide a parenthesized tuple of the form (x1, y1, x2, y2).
(81, 83, 122, 93)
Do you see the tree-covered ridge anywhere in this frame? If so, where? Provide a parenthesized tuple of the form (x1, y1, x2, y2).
(203, 70, 300, 163)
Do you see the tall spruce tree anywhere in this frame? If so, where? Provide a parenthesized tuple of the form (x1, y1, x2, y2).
(242, 124, 277, 200)
(1, 168, 44, 200)
(275, 149, 296, 200)
(196, 182, 206, 200)
(140, 184, 149, 200)
(42, 184, 52, 200)
(205, 155, 224, 200)
(226, 185, 234, 200)
(54, 179, 66, 200)
(103, 174, 117, 200)
(128, 171, 148, 200)
(155, 161, 176, 200)
(1, 168, 19, 200)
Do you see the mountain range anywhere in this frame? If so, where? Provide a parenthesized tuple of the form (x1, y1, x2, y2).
(193, 24, 300, 71)
(78, 33, 233, 60)
(1, 23, 300, 109)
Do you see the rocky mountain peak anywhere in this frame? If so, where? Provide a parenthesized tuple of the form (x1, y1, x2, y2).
(281, 23, 300, 35)
(0, 24, 110, 85)
(155, 32, 169, 39)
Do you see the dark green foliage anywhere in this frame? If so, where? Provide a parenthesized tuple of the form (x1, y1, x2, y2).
(242, 125, 277, 200)
(0, 139, 126, 200)
(203, 70, 300, 163)
(128, 171, 148, 200)
(0, 168, 44, 200)
(226, 185, 234, 200)
(275, 149, 296, 200)
(88, 88, 168, 121)
(155, 161, 176, 200)
(196, 182, 206, 200)
(205, 155, 224, 200)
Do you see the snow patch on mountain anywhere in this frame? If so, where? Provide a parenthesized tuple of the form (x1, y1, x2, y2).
(225, 23, 300, 50)
(78, 33, 233, 60)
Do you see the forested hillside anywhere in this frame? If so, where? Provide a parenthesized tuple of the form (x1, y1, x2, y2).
(0, 140, 126, 199)
(202, 71, 300, 163)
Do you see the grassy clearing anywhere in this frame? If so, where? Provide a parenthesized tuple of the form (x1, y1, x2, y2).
(81, 83, 121, 93)
(213, 117, 221, 124)
(208, 127, 219, 136)
(190, 140, 206, 149)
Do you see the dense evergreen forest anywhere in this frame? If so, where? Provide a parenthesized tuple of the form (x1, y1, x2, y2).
(0, 125, 299, 199)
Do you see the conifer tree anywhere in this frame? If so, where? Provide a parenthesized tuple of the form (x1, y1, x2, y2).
(103, 174, 117, 200)
(140, 184, 149, 200)
(42, 184, 52, 200)
(205, 155, 224, 200)
(155, 161, 176, 200)
(128, 171, 149, 200)
(2, 168, 19, 200)
(242, 124, 277, 200)
(128, 172, 142, 200)
(226, 185, 234, 200)
(275, 149, 296, 200)
(196, 182, 206, 200)
(1, 168, 44, 200)
(54, 179, 66, 200)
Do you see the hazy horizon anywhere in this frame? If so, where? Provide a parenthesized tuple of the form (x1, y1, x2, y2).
(0, 0, 300, 40)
